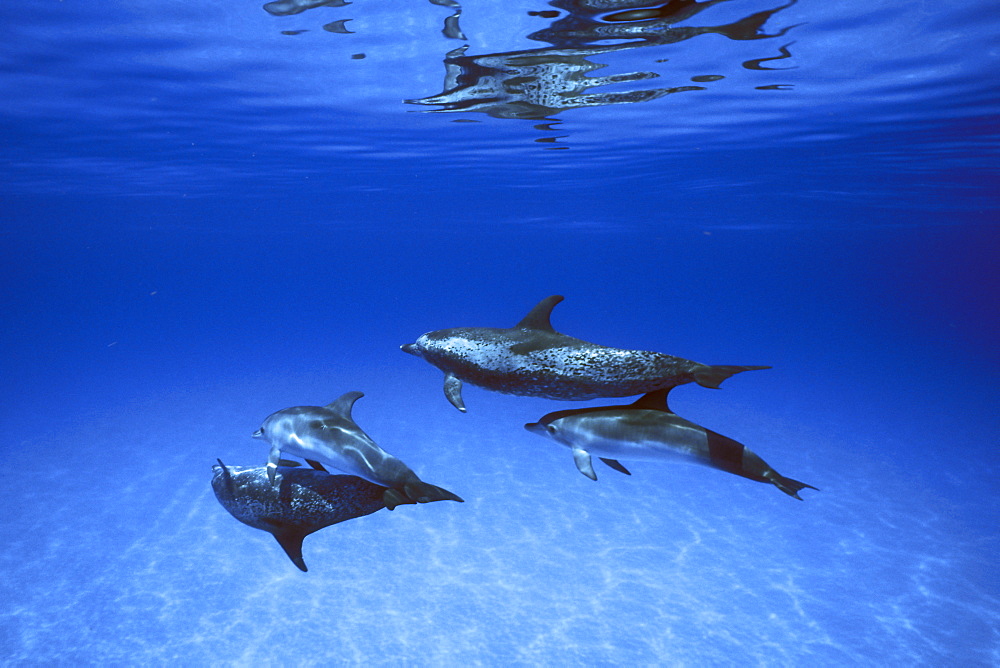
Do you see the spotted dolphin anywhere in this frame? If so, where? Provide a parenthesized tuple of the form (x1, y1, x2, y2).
(252, 391, 464, 509)
(524, 388, 817, 499)
(211, 460, 389, 571)
(401, 295, 769, 411)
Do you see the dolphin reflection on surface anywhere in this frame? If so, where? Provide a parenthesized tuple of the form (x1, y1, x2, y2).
(408, 0, 801, 119)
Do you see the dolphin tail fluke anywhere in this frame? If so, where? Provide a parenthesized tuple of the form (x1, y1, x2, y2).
(383, 484, 463, 510)
(402, 481, 465, 506)
(272, 529, 311, 572)
(693, 364, 771, 389)
(768, 473, 818, 500)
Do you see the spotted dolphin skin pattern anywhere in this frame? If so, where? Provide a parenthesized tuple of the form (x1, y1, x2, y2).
(401, 295, 770, 411)
(524, 388, 817, 500)
(252, 391, 464, 509)
(211, 461, 389, 571)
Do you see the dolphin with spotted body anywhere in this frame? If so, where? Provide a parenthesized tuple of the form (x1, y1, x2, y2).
(211, 461, 389, 571)
(402, 295, 769, 411)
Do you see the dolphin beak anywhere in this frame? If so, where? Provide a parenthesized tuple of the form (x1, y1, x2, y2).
(524, 422, 546, 436)
(400, 343, 418, 356)
(252, 428, 264, 439)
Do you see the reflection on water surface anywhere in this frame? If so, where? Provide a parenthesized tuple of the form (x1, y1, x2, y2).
(259, 0, 800, 121)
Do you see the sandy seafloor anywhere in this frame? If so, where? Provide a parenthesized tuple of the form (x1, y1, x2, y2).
(2, 337, 997, 665)
(1, 221, 998, 664)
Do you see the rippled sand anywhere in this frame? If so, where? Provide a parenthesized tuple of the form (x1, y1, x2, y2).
(2, 382, 995, 665)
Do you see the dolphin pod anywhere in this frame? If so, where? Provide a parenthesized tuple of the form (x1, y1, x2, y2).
(401, 295, 769, 412)
(213, 295, 815, 572)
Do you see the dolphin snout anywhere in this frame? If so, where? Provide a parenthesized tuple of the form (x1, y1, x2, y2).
(524, 422, 546, 436)
(252, 428, 264, 439)
(401, 343, 419, 356)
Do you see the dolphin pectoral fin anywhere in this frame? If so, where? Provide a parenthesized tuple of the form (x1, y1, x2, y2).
(443, 373, 467, 412)
(305, 459, 328, 473)
(267, 445, 282, 485)
(573, 447, 597, 480)
(277, 459, 301, 467)
(600, 458, 631, 476)
(765, 471, 819, 500)
(272, 528, 311, 572)
(692, 364, 771, 389)
(515, 295, 564, 331)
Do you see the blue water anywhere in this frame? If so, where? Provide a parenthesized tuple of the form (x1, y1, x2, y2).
(2, 0, 998, 664)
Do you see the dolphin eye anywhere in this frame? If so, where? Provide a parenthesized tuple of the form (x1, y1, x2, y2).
(546, 425, 557, 434)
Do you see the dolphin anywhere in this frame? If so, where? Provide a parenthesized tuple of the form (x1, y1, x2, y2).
(401, 295, 769, 411)
(524, 388, 817, 499)
(252, 391, 464, 509)
(211, 460, 389, 571)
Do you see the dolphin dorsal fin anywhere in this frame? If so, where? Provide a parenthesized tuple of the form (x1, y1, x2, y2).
(630, 388, 675, 412)
(325, 391, 364, 419)
(515, 295, 564, 331)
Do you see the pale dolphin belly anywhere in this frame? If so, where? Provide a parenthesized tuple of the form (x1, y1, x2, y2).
(566, 416, 713, 466)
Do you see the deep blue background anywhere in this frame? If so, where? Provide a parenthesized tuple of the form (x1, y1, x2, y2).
(2, 0, 998, 664)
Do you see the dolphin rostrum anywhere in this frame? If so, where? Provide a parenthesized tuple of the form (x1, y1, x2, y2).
(402, 295, 769, 411)
(252, 391, 464, 509)
(211, 460, 390, 571)
(524, 388, 817, 499)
